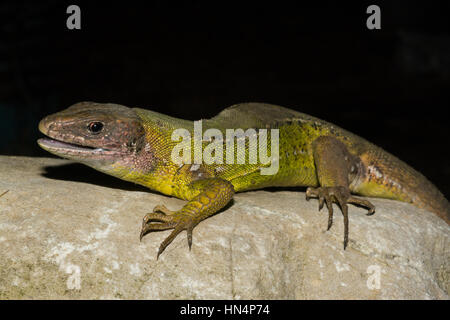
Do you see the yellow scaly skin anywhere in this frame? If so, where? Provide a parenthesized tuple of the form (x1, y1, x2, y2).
(38, 102, 450, 257)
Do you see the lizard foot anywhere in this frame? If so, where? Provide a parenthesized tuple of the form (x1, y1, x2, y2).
(140, 205, 198, 259)
(305, 186, 375, 249)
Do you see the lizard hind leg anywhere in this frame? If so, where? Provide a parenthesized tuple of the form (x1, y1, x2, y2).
(307, 136, 375, 249)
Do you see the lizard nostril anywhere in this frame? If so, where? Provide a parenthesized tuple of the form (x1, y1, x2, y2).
(38, 117, 52, 134)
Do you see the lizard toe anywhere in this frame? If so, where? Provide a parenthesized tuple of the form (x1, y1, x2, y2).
(156, 216, 197, 259)
(347, 197, 376, 216)
(305, 186, 374, 249)
(140, 209, 200, 258)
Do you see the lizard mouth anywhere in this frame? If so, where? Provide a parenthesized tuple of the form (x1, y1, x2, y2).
(37, 137, 106, 154)
(36, 137, 123, 162)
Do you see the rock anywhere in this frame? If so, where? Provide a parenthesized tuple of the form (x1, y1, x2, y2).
(0, 155, 448, 299)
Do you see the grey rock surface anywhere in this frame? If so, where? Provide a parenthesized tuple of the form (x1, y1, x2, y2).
(0, 156, 448, 299)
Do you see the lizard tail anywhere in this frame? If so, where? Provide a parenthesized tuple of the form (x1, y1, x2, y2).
(355, 145, 450, 225)
(412, 182, 450, 225)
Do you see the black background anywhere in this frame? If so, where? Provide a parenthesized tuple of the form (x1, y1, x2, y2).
(1, 1, 449, 196)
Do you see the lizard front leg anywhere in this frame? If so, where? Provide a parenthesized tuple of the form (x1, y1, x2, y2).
(306, 136, 375, 249)
(140, 178, 234, 258)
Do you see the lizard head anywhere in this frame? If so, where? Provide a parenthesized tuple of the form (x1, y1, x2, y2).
(38, 102, 154, 174)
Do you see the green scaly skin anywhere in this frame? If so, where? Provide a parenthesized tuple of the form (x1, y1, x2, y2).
(38, 102, 450, 257)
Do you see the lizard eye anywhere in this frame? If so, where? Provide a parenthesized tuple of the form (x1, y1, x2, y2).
(88, 122, 104, 134)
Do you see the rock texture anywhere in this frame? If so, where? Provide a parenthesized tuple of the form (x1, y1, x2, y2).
(0, 156, 448, 299)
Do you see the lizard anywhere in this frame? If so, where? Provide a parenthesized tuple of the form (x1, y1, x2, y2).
(37, 102, 450, 257)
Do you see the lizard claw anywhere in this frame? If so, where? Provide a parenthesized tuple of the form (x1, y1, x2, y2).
(305, 186, 375, 249)
(140, 206, 198, 258)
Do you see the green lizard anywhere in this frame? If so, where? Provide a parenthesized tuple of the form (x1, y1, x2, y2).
(38, 102, 450, 257)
